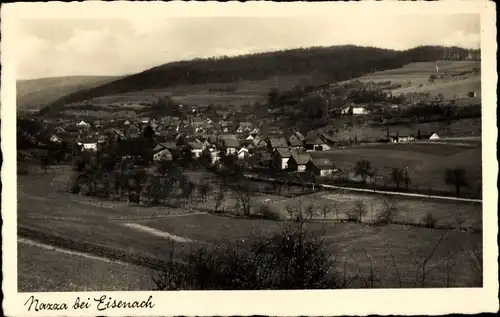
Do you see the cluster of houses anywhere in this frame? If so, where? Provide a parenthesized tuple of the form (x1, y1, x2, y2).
(39, 110, 440, 177)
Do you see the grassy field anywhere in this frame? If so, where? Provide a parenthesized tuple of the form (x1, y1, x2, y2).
(59, 74, 315, 116)
(349, 61, 481, 104)
(17, 165, 483, 290)
(332, 118, 482, 142)
(310, 141, 482, 196)
(18, 241, 154, 292)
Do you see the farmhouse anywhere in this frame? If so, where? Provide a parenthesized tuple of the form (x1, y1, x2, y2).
(273, 148, 292, 170)
(287, 152, 312, 172)
(307, 158, 334, 177)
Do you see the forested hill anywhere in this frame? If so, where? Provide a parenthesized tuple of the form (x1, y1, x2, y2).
(39, 45, 480, 114)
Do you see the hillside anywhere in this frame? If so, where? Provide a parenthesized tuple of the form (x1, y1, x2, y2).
(343, 60, 481, 105)
(17, 76, 121, 112)
(37, 45, 479, 116)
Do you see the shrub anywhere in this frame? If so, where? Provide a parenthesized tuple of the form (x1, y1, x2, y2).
(377, 199, 399, 225)
(256, 203, 284, 220)
(152, 222, 339, 290)
(347, 200, 366, 223)
(423, 212, 437, 228)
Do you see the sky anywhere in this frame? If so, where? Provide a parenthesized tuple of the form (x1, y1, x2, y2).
(16, 14, 480, 80)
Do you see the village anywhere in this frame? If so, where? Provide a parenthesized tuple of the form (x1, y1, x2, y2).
(22, 101, 443, 181)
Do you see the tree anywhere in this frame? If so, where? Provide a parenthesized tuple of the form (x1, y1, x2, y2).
(198, 182, 212, 203)
(234, 183, 255, 216)
(353, 160, 375, 184)
(268, 88, 280, 106)
(214, 189, 225, 213)
(444, 168, 469, 197)
(391, 168, 403, 189)
(142, 125, 155, 141)
(40, 155, 51, 173)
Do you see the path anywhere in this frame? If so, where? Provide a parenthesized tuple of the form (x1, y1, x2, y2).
(244, 174, 482, 203)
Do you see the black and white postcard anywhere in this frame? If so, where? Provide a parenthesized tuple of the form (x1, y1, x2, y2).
(1, 1, 498, 316)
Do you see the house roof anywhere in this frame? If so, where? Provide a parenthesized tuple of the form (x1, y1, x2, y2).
(154, 148, 172, 156)
(288, 138, 303, 147)
(275, 148, 292, 158)
(269, 137, 288, 148)
(309, 158, 333, 169)
(306, 138, 325, 145)
(189, 142, 204, 150)
(290, 152, 311, 165)
(159, 142, 177, 149)
(294, 131, 305, 140)
(223, 138, 240, 148)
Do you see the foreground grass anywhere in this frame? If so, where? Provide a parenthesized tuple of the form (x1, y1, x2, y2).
(18, 242, 154, 292)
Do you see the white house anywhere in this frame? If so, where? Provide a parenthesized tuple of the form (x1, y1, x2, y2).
(76, 120, 90, 128)
(237, 147, 250, 160)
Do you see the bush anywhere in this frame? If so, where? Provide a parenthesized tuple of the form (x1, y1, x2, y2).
(256, 203, 284, 220)
(347, 200, 366, 223)
(376, 199, 399, 225)
(423, 212, 437, 228)
(152, 222, 339, 290)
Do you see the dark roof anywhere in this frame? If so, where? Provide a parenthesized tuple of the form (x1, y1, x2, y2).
(189, 142, 204, 150)
(288, 138, 303, 147)
(159, 142, 177, 149)
(223, 138, 240, 148)
(306, 138, 325, 145)
(309, 158, 333, 169)
(275, 148, 292, 158)
(154, 148, 172, 156)
(269, 137, 288, 148)
(290, 152, 311, 165)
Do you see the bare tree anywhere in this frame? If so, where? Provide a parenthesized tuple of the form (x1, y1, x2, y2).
(214, 189, 225, 213)
(234, 183, 255, 216)
(321, 203, 332, 219)
(198, 182, 213, 203)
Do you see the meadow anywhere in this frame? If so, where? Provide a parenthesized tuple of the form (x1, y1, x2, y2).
(310, 140, 482, 196)
(352, 61, 481, 103)
(18, 164, 482, 290)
